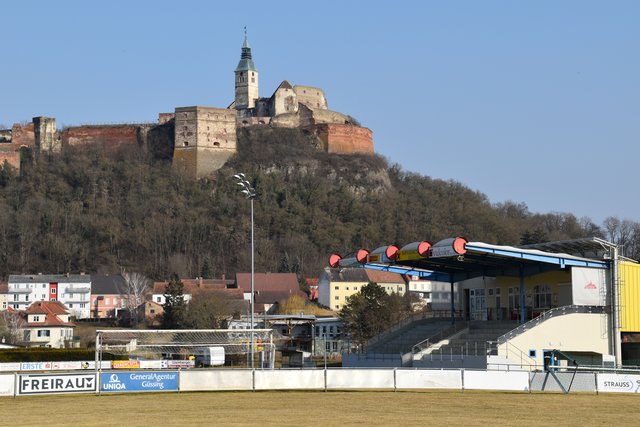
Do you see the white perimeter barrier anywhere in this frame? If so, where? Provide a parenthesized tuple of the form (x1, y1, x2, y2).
(255, 370, 325, 390)
(464, 370, 530, 391)
(180, 370, 253, 391)
(3, 368, 640, 396)
(326, 369, 395, 389)
(0, 374, 14, 396)
(395, 369, 462, 389)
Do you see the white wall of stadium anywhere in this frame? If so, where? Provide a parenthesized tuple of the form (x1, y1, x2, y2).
(1, 368, 640, 397)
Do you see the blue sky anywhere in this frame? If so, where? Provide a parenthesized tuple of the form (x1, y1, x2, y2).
(3, 1, 639, 224)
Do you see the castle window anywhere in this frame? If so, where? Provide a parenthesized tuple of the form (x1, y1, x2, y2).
(214, 142, 220, 146)
(252, 72, 254, 76)
(251, 78, 255, 83)
(183, 141, 189, 147)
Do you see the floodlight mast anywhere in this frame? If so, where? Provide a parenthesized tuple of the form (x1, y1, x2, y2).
(234, 173, 256, 369)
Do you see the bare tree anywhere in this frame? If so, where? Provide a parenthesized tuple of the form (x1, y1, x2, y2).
(0, 311, 23, 344)
(118, 270, 151, 325)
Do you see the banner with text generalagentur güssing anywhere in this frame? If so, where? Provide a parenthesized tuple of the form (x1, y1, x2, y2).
(101, 371, 179, 393)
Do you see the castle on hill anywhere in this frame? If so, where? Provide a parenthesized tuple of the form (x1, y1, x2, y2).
(0, 31, 374, 179)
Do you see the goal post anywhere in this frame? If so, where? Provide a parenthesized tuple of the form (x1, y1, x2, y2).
(95, 329, 274, 369)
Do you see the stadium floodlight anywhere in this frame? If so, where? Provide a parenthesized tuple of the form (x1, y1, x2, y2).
(234, 172, 256, 369)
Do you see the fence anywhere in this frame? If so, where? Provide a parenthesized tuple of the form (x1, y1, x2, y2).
(2, 367, 640, 397)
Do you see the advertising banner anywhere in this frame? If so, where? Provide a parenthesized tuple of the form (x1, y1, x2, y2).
(165, 360, 195, 369)
(101, 371, 179, 393)
(20, 362, 53, 371)
(112, 360, 140, 369)
(18, 373, 96, 395)
(572, 267, 607, 306)
(597, 374, 640, 393)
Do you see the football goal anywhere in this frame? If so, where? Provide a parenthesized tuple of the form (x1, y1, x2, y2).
(95, 329, 274, 368)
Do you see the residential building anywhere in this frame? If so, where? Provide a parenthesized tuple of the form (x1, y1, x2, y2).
(8, 274, 91, 319)
(317, 268, 407, 311)
(150, 277, 234, 305)
(235, 273, 306, 314)
(0, 282, 7, 311)
(406, 277, 460, 312)
(91, 274, 143, 319)
(19, 301, 77, 348)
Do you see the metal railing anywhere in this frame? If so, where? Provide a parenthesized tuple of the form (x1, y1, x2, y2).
(497, 305, 606, 344)
(411, 321, 468, 354)
(366, 310, 462, 348)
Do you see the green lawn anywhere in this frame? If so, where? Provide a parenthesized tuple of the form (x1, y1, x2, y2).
(1, 390, 638, 426)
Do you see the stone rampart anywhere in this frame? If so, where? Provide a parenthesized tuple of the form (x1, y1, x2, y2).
(11, 123, 35, 147)
(313, 123, 374, 155)
(60, 124, 145, 149)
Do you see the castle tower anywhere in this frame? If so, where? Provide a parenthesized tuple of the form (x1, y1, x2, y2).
(234, 29, 259, 110)
(173, 106, 237, 179)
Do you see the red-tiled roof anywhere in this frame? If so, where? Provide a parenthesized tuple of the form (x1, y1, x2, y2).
(236, 273, 306, 304)
(365, 269, 406, 284)
(26, 300, 70, 315)
(23, 301, 74, 327)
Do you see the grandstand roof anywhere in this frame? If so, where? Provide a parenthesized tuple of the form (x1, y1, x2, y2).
(357, 238, 611, 282)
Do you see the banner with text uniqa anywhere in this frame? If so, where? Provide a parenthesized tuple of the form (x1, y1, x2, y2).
(101, 371, 179, 393)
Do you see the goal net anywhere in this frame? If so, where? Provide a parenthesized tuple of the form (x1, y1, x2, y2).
(95, 329, 274, 368)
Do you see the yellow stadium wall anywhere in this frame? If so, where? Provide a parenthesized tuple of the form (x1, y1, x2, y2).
(620, 261, 640, 332)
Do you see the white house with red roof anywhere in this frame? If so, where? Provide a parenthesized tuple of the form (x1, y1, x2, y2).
(19, 301, 77, 348)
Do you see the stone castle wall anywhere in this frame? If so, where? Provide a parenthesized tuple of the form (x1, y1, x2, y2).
(60, 124, 146, 149)
(314, 123, 374, 155)
(11, 123, 35, 146)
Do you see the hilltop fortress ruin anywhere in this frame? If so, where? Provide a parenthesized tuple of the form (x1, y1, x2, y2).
(0, 32, 374, 179)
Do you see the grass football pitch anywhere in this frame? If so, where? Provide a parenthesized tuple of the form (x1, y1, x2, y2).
(2, 390, 638, 426)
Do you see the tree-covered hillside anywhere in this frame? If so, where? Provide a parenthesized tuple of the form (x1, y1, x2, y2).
(0, 127, 637, 282)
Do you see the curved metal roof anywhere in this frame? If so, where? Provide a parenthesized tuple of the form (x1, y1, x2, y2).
(347, 238, 612, 283)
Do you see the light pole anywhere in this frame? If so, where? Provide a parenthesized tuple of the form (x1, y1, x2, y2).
(234, 173, 256, 369)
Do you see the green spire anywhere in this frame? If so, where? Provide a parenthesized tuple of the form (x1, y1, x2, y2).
(236, 27, 257, 72)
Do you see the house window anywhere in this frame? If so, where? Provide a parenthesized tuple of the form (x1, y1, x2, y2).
(335, 305, 339, 309)
(51, 288, 56, 294)
(334, 286, 339, 290)
(329, 326, 334, 333)
(13, 294, 18, 301)
(69, 303, 74, 308)
(335, 296, 339, 300)
(33, 315, 40, 322)
(42, 284, 46, 288)
(37, 330, 51, 337)
(345, 287, 349, 291)
(150, 309, 155, 314)
(354, 286, 358, 291)
(80, 303, 86, 308)
(105, 298, 110, 305)
(156, 296, 161, 302)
